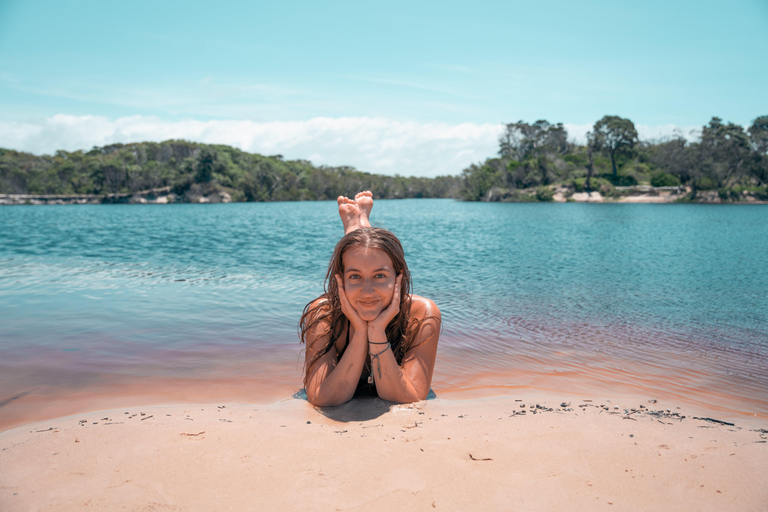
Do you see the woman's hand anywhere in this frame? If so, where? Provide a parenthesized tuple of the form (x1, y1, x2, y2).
(334, 274, 368, 333)
(368, 274, 402, 337)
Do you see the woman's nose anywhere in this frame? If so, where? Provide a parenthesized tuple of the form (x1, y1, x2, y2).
(362, 279, 374, 293)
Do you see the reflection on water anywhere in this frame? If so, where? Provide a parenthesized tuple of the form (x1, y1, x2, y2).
(1, 200, 767, 428)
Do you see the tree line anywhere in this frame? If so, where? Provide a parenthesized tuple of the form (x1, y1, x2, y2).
(1, 114, 766, 203)
(462, 115, 768, 201)
(0, 141, 461, 201)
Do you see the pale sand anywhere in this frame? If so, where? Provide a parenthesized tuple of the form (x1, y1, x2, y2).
(1, 394, 766, 512)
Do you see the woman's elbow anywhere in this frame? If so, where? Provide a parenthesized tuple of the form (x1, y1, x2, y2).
(377, 387, 425, 404)
(307, 395, 342, 407)
(306, 388, 351, 407)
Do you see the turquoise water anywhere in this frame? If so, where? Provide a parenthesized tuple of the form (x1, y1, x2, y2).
(1, 200, 767, 424)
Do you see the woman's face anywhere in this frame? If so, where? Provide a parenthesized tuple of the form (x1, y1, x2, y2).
(341, 246, 397, 321)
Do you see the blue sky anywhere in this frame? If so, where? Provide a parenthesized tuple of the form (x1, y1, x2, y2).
(1, 0, 766, 176)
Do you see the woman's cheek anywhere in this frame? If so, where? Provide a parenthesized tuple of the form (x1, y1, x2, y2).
(384, 283, 396, 306)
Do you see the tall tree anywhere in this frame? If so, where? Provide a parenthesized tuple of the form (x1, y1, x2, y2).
(590, 115, 638, 177)
(746, 115, 768, 184)
(748, 115, 768, 156)
(498, 120, 568, 161)
(196, 147, 223, 183)
(585, 132, 596, 190)
(648, 136, 695, 183)
(700, 117, 751, 187)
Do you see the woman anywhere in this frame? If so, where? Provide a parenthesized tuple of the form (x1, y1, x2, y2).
(300, 191, 441, 406)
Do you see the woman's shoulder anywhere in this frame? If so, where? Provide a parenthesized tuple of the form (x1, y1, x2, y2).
(301, 296, 333, 330)
(408, 294, 441, 320)
(307, 296, 331, 311)
(407, 295, 441, 346)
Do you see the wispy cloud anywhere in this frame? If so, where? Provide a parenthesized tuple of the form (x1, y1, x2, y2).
(349, 75, 480, 100)
(0, 74, 311, 118)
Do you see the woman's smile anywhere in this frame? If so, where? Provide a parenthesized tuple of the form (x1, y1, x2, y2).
(341, 246, 396, 321)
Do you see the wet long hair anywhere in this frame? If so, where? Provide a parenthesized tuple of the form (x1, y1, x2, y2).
(299, 227, 424, 387)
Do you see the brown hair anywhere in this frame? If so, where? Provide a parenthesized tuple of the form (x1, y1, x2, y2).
(299, 227, 422, 387)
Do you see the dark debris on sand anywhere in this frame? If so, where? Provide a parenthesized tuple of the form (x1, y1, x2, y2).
(504, 399, 763, 431)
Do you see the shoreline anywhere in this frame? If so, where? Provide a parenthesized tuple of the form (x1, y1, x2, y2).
(3, 341, 767, 433)
(3, 375, 766, 435)
(1, 393, 766, 511)
(3, 191, 767, 205)
(6, 381, 766, 434)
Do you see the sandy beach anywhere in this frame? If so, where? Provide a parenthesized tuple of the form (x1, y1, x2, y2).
(1, 392, 766, 512)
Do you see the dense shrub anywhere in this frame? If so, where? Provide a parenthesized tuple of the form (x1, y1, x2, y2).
(650, 171, 681, 187)
(563, 154, 588, 167)
(605, 174, 637, 186)
(718, 188, 739, 201)
(697, 176, 718, 190)
(573, 177, 612, 192)
(535, 187, 554, 202)
(572, 178, 587, 192)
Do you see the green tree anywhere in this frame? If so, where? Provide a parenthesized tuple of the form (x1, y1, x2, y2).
(461, 161, 499, 201)
(590, 115, 638, 178)
(498, 120, 568, 162)
(699, 117, 751, 187)
(748, 115, 768, 156)
(747, 115, 768, 184)
(196, 147, 223, 183)
(648, 136, 695, 183)
(584, 133, 596, 190)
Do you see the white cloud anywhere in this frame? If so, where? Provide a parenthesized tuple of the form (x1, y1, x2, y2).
(0, 115, 503, 177)
(0, 115, 708, 177)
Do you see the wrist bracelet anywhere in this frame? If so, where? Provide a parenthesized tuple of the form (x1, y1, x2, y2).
(368, 342, 391, 380)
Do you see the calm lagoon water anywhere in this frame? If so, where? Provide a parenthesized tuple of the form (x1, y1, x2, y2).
(1, 200, 767, 427)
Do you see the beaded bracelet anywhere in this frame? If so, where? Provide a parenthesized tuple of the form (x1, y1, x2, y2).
(368, 342, 391, 379)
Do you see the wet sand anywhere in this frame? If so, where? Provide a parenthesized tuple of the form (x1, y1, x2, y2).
(3, 338, 767, 435)
(1, 393, 766, 511)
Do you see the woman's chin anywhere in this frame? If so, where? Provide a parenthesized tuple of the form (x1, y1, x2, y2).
(356, 309, 382, 322)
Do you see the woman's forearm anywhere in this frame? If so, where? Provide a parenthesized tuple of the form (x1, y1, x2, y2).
(308, 332, 368, 406)
(368, 330, 423, 403)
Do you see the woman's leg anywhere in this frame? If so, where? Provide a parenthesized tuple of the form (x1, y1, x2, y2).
(338, 191, 373, 234)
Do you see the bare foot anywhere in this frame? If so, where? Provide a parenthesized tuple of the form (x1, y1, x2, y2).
(338, 196, 364, 234)
(354, 191, 373, 223)
(338, 192, 374, 234)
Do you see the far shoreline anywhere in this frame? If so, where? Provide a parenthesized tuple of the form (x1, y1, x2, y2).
(2, 189, 767, 205)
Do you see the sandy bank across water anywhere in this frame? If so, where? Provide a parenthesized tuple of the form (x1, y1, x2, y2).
(1, 394, 766, 512)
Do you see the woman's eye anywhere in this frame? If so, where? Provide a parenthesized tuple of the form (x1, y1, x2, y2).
(375, 274, 386, 279)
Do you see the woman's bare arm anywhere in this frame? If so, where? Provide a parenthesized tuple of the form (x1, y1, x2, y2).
(368, 296, 441, 403)
(303, 304, 368, 406)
